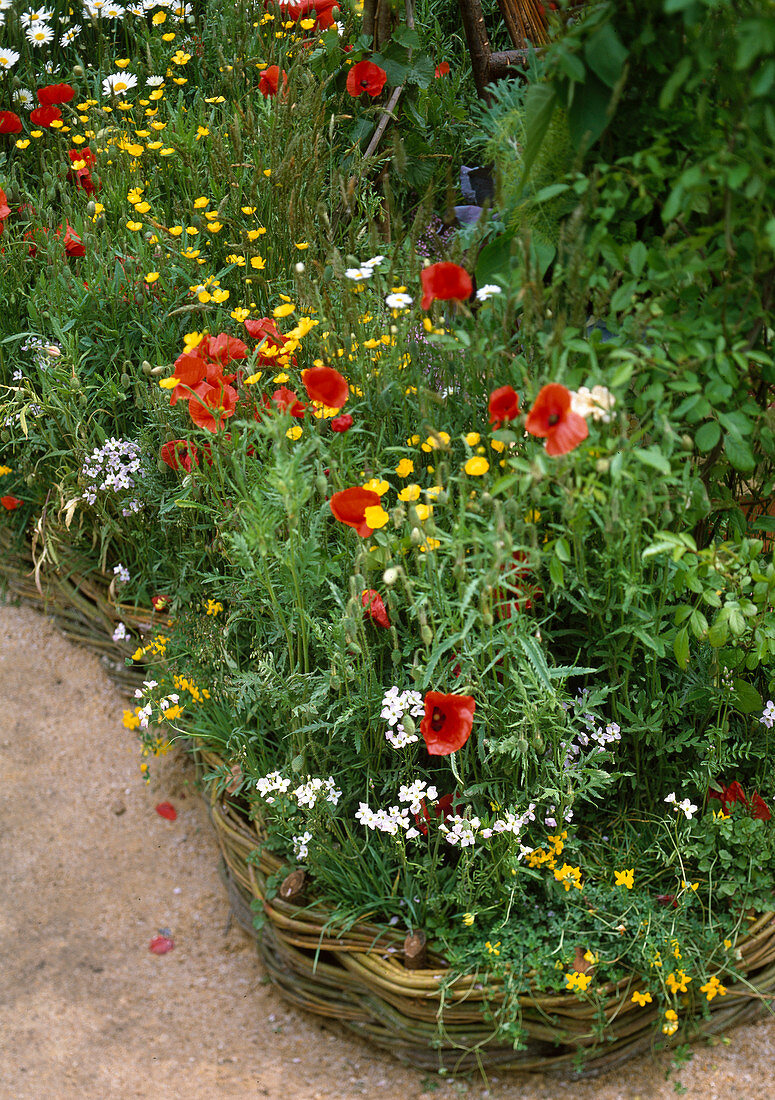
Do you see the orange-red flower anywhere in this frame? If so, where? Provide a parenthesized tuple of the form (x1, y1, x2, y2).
(346, 60, 387, 98)
(0, 112, 22, 134)
(30, 105, 62, 128)
(525, 383, 588, 456)
(37, 83, 75, 106)
(488, 384, 520, 428)
(302, 365, 348, 408)
(268, 386, 306, 417)
(281, 0, 340, 28)
(329, 487, 381, 537)
(1, 495, 21, 510)
(420, 262, 473, 310)
(160, 440, 199, 472)
(435, 62, 450, 78)
(420, 691, 476, 755)
(201, 332, 248, 365)
(330, 413, 353, 433)
(361, 589, 390, 628)
(188, 383, 238, 432)
(259, 65, 287, 97)
(0, 188, 10, 233)
(61, 223, 85, 257)
(151, 594, 170, 611)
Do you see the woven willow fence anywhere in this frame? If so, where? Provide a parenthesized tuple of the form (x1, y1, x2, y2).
(2, 527, 774, 1073)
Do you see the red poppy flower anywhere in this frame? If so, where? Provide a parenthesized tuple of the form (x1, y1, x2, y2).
(155, 801, 177, 821)
(160, 440, 199, 472)
(61, 223, 85, 257)
(414, 792, 459, 836)
(329, 487, 381, 537)
(302, 365, 349, 408)
(188, 383, 238, 432)
(244, 316, 283, 344)
(37, 83, 75, 106)
(269, 386, 306, 417)
(0, 188, 9, 233)
(30, 105, 62, 128)
(525, 383, 588, 456)
(1, 495, 22, 510)
(420, 691, 476, 755)
(151, 594, 170, 611)
(330, 413, 353, 433)
(494, 550, 542, 619)
(281, 0, 340, 28)
(346, 59, 388, 98)
(68, 147, 96, 169)
(362, 589, 390, 628)
(259, 65, 288, 97)
(751, 791, 772, 821)
(149, 933, 174, 954)
(420, 262, 473, 310)
(488, 384, 520, 428)
(0, 112, 23, 134)
(435, 62, 450, 78)
(67, 151, 96, 194)
(202, 332, 248, 364)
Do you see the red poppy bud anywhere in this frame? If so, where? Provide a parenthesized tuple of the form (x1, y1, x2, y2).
(329, 487, 381, 537)
(488, 384, 520, 428)
(1, 495, 22, 510)
(155, 801, 177, 821)
(361, 589, 390, 628)
(420, 262, 473, 310)
(37, 83, 75, 106)
(525, 383, 588, 456)
(302, 365, 349, 407)
(346, 59, 388, 98)
(330, 413, 353, 433)
(0, 111, 23, 134)
(420, 691, 476, 755)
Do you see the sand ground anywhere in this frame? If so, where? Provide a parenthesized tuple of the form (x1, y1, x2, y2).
(1, 599, 774, 1100)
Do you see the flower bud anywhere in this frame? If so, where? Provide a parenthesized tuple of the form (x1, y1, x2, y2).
(420, 625, 433, 646)
(402, 715, 416, 736)
(383, 567, 399, 585)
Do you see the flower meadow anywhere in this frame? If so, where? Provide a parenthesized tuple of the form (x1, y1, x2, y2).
(2, 0, 775, 1066)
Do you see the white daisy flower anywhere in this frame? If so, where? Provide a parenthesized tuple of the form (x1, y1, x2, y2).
(102, 71, 138, 96)
(362, 254, 385, 269)
(19, 7, 52, 27)
(102, 3, 125, 16)
(146, 75, 165, 86)
(169, 1, 191, 16)
(385, 292, 412, 309)
(475, 283, 502, 301)
(26, 24, 54, 45)
(0, 0, 13, 9)
(13, 86, 34, 107)
(345, 266, 371, 281)
(60, 24, 81, 44)
(0, 47, 20, 69)
(126, 1, 145, 12)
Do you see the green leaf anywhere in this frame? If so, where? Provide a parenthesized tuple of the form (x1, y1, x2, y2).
(718, 410, 753, 437)
(567, 73, 612, 150)
(610, 279, 638, 312)
(407, 55, 435, 89)
(658, 55, 692, 109)
(724, 433, 756, 473)
(583, 23, 628, 88)
(520, 84, 558, 182)
(694, 421, 720, 452)
(634, 447, 672, 475)
(532, 183, 571, 203)
(549, 555, 565, 586)
(628, 241, 647, 276)
(673, 625, 690, 669)
(475, 232, 515, 288)
(554, 537, 571, 563)
(732, 679, 763, 715)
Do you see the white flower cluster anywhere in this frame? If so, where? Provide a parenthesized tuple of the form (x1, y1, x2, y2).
(381, 687, 424, 748)
(255, 771, 291, 803)
(293, 776, 342, 808)
(132, 679, 178, 729)
(292, 831, 312, 860)
(760, 700, 775, 729)
(355, 802, 420, 839)
(344, 255, 385, 281)
(112, 621, 129, 642)
(665, 792, 698, 820)
(81, 437, 143, 514)
(385, 292, 413, 310)
(397, 779, 437, 815)
(439, 814, 481, 847)
(113, 562, 130, 583)
(571, 385, 616, 423)
(480, 804, 536, 839)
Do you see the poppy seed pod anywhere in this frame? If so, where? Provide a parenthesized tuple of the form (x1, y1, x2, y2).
(420, 625, 433, 646)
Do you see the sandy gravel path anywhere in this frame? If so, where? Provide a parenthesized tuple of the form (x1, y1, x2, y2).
(1, 599, 774, 1100)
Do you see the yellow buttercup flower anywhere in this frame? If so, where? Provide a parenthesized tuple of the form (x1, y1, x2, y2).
(464, 457, 489, 476)
(362, 479, 389, 496)
(395, 458, 414, 477)
(614, 868, 635, 889)
(364, 505, 390, 530)
(631, 990, 652, 1007)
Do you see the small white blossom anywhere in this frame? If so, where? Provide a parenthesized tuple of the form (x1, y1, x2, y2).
(475, 284, 502, 302)
(385, 292, 413, 309)
(678, 798, 698, 820)
(112, 621, 128, 642)
(113, 563, 130, 583)
(292, 831, 312, 860)
(0, 47, 20, 69)
(345, 266, 372, 281)
(760, 700, 775, 729)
